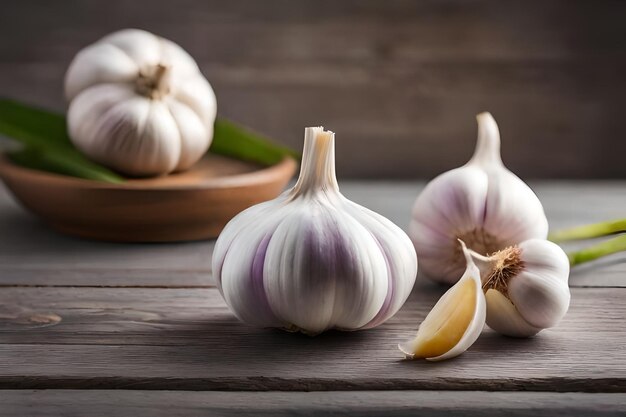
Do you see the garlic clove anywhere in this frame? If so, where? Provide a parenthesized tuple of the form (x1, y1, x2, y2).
(345, 200, 420, 329)
(79, 98, 182, 176)
(410, 112, 548, 284)
(400, 241, 486, 361)
(217, 199, 292, 329)
(506, 239, 571, 330)
(64, 43, 139, 101)
(100, 29, 162, 68)
(166, 99, 213, 171)
(159, 37, 202, 78)
(485, 289, 542, 337)
(470, 239, 571, 337)
(263, 202, 389, 334)
(173, 77, 217, 129)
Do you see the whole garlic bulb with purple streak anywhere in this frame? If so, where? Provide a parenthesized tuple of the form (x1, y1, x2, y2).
(213, 127, 418, 335)
(409, 112, 548, 284)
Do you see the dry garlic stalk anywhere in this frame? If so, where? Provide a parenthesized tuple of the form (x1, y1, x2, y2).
(410, 112, 548, 284)
(213, 127, 418, 335)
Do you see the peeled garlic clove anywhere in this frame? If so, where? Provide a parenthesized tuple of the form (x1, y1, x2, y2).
(213, 127, 418, 335)
(65, 29, 217, 176)
(400, 241, 486, 361)
(409, 112, 549, 284)
(471, 239, 571, 337)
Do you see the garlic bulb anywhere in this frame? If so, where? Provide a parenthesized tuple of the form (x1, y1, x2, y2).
(65, 29, 217, 176)
(399, 240, 486, 361)
(469, 239, 571, 337)
(213, 127, 418, 335)
(409, 112, 548, 284)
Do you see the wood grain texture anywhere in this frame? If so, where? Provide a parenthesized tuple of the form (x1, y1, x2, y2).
(2, 390, 625, 417)
(0, 285, 624, 392)
(1, 181, 624, 287)
(1, 0, 625, 178)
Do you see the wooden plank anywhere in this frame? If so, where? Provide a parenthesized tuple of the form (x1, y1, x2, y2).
(0, 1, 624, 178)
(1, 390, 625, 417)
(0, 183, 213, 287)
(1, 182, 625, 287)
(0, 286, 624, 391)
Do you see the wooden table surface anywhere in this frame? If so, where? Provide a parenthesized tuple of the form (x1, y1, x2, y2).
(0, 181, 625, 416)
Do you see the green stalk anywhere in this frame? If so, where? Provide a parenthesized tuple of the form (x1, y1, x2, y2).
(567, 234, 626, 267)
(549, 218, 626, 243)
(9, 147, 125, 184)
(211, 118, 300, 166)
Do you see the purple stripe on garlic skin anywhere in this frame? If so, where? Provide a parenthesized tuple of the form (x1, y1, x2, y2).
(410, 112, 548, 285)
(212, 127, 417, 335)
(213, 198, 285, 290)
(263, 199, 388, 334)
(214, 198, 289, 328)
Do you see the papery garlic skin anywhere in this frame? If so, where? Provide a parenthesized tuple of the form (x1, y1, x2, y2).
(409, 113, 548, 284)
(473, 239, 571, 337)
(213, 127, 417, 335)
(65, 29, 217, 176)
(484, 290, 542, 337)
(399, 241, 486, 361)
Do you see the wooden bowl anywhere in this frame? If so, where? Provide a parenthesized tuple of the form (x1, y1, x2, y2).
(0, 154, 297, 242)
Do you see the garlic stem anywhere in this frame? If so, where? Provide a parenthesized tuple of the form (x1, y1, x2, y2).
(136, 63, 172, 99)
(567, 234, 626, 266)
(549, 218, 626, 242)
(291, 127, 339, 196)
(467, 112, 504, 168)
(154, 64, 171, 96)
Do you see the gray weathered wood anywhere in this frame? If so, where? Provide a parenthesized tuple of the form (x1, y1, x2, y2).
(1, 181, 625, 287)
(0, 286, 624, 391)
(2, 390, 625, 417)
(0, 0, 625, 178)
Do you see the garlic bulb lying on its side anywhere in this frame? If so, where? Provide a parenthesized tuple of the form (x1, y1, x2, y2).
(399, 240, 486, 361)
(410, 112, 548, 284)
(65, 28, 217, 176)
(469, 239, 571, 337)
(213, 127, 418, 335)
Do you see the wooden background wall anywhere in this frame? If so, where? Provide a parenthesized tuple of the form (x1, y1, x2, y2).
(1, 0, 625, 178)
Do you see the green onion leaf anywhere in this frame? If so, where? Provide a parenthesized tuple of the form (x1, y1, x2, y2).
(9, 147, 126, 184)
(212, 118, 300, 166)
(0, 98, 125, 183)
(0, 98, 74, 150)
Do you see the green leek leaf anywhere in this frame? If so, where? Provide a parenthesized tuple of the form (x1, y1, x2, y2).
(9, 147, 125, 184)
(0, 98, 125, 183)
(212, 118, 300, 166)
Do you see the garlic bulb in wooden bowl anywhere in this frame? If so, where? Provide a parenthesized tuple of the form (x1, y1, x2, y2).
(64, 29, 217, 176)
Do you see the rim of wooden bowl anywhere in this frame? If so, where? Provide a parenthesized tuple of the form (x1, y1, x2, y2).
(0, 153, 298, 191)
